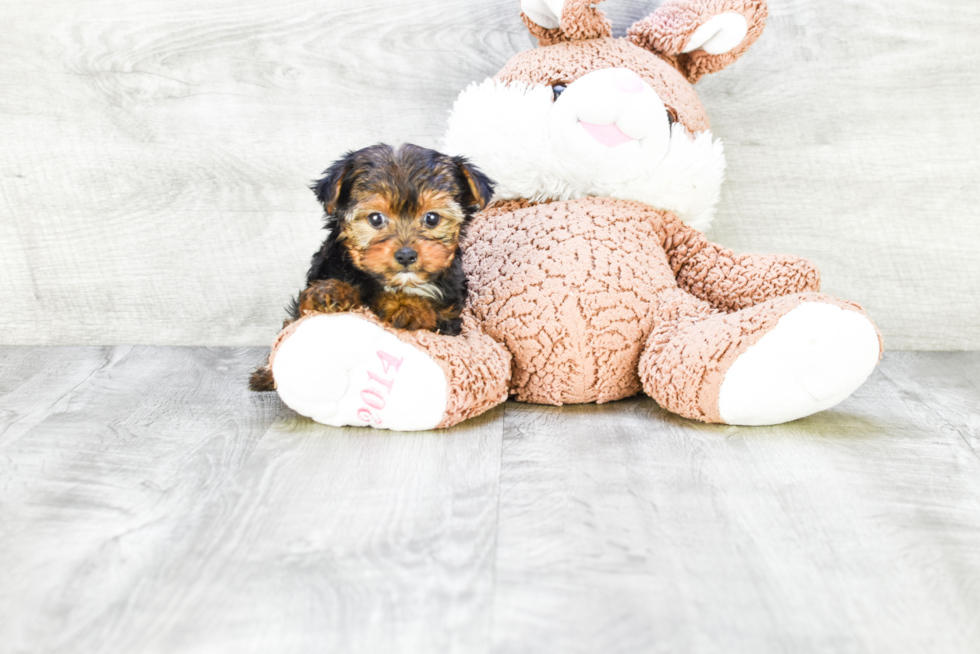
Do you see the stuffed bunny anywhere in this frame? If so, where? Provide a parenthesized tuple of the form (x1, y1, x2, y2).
(266, 0, 882, 431)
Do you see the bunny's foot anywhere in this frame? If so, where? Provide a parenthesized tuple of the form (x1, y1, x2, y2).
(269, 312, 510, 431)
(640, 291, 882, 425)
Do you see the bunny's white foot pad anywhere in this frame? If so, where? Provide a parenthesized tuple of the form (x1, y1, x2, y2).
(272, 314, 447, 431)
(717, 303, 881, 426)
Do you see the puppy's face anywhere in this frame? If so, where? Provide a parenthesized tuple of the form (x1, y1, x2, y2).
(313, 144, 495, 289)
(342, 187, 465, 288)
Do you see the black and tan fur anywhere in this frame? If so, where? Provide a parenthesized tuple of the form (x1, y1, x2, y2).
(249, 143, 494, 392)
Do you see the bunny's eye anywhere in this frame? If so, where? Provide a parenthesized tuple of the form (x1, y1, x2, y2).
(665, 107, 678, 126)
(552, 84, 567, 101)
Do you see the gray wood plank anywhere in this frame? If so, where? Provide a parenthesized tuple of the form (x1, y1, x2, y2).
(0, 346, 112, 449)
(874, 352, 980, 458)
(0, 345, 504, 654)
(491, 353, 980, 654)
(0, 346, 282, 654)
(98, 410, 505, 654)
(3, 348, 980, 653)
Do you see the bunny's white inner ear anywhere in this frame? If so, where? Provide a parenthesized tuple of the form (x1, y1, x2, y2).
(521, 0, 565, 29)
(681, 13, 749, 55)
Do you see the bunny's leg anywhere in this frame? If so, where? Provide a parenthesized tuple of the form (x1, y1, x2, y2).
(268, 311, 511, 431)
(640, 289, 882, 425)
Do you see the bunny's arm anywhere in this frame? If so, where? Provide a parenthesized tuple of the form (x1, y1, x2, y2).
(660, 215, 820, 312)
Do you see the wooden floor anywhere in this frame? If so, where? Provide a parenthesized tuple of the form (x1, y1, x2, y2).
(1, 347, 979, 654)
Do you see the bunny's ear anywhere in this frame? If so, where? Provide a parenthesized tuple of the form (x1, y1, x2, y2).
(520, 0, 612, 46)
(627, 0, 767, 83)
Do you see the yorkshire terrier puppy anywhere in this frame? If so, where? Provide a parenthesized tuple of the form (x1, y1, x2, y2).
(249, 143, 494, 392)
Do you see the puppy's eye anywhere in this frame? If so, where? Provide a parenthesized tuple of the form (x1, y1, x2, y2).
(552, 84, 567, 101)
(367, 212, 387, 229)
(423, 212, 441, 228)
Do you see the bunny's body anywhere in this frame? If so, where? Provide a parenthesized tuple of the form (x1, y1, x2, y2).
(266, 0, 882, 430)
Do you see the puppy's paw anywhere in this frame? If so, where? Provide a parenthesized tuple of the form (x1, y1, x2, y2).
(298, 279, 361, 315)
(436, 308, 463, 336)
(437, 318, 463, 336)
(372, 294, 439, 331)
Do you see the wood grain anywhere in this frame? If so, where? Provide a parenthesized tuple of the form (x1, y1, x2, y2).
(0, 346, 282, 653)
(0, 345, 504, 654)
(0, 346, 111, 449)
(101, 411, 506, 654)
(492, 353, 980, 654)
(2, 348, 979, 653)
(1, 0, 978, 348)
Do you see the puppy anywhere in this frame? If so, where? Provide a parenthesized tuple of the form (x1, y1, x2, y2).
(249, 143, 494, 392)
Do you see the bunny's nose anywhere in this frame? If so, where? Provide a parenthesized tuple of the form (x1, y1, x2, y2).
(548, 67, 671, 157)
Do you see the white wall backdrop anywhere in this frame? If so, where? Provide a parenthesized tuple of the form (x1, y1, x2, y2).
(1, 0, 978, 349)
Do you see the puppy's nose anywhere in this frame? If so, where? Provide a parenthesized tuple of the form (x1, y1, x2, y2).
(394, 247, 418, 266)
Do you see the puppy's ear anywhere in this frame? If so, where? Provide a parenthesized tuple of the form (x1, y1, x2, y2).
(452, 156, 495, 212)
(311, 155, 352, 215)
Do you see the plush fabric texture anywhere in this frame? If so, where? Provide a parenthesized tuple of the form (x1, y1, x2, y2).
(627, 0, 768, 83)
(495, 37, 711, 135)
(668, 236, 822, 311)
(270, 312, 449, 430)
(521, 0, 613, 47)
(461, 196, 837, 407)
(465, 197, 669, 404)
(714, 301, 883, 425)
(267, 0, 883, 429)
(445, 83, 725, 229)
(638, 291, 870, 422)
(394, 313, 513, 429)
(271, 309, 511, 429)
